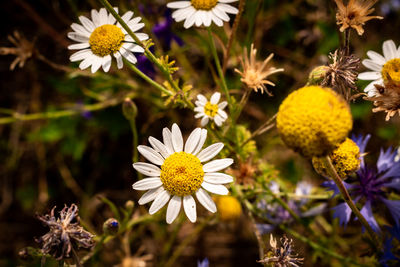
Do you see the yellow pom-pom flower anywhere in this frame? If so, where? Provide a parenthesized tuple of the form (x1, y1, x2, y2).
(312, 138, 361, 179)
(215, 195, 242, 221)
(276, 86, 352, 158)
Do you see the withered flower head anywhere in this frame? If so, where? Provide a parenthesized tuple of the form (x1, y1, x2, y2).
(227, 160, 256, 186)
(258, 234, 304, 267)
(0, 31, 35, 70)
(364, 77, 400, 121)
(321, 49, 360, 100)
(334, 0, 383, 35)
(36, 204, 95, 260)
(235, 44, 284, 96)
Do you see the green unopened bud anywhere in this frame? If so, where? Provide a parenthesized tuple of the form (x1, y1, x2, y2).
(307, 66, 329, 85)
(122, 98, 137, 121)
(103, 218, 119, 235)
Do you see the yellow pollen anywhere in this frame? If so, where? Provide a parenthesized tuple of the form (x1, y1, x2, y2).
(160, 152, 204, 196)
(204, 101, 219, 117)
(382, 58, 400, 85)
(89, 24, 125, 57)
(191, 0, 218, 10)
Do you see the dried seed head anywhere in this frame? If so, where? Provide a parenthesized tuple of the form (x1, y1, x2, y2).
(259, 235, 304, 267)
(0, 31, 36, 70)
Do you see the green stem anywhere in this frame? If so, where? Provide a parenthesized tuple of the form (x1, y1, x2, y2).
(130, 119, 138, 163)
(323, 156, 380, 248)
(265, 186, 302, 223)
(207, 28, 232, 110)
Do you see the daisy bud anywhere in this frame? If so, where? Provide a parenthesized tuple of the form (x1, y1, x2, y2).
(103, 218, 119, 235)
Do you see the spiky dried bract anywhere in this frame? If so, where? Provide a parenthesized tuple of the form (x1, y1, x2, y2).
(277, 86, 353, 158)
(334, 0, 383, 35)
(321, 49, 360, 101)
(235, 44, 284, 96)
(364, 79, 400, 121)
(36, 204, 95, 260)
(258, 235, 303, 267)
(0, 31, 35, 70)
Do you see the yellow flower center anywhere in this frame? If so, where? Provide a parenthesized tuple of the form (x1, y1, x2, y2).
(204, 101, 219, 117)
(160, 152, 204, 196)
(191, 0, 218, 10)
(382, 58, 400, 85)
(89, 24, 125, 57)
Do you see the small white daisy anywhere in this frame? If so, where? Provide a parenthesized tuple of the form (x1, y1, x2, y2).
(167, 0, 239, 29)
(194, 92, 228, 127)
(67, 8, 149, 73)
(358, 40, 400, 97)
(132, 123, 234, 223)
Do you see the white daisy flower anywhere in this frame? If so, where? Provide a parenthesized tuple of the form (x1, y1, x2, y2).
(67, 8, 149, 73)
(194, 92, 228, 127)
(358, 40, 400, 97)
(167, 0, 239, 29)
(132, 123, 234, 223)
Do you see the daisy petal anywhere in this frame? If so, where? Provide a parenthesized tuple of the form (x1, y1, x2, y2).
(163, 128, 175, 155)
(101, 55, 111, 72)
(184, 128, 202, 154)
(68, 42, 90, 50)
(114, 52, 124, 69)
(148, 136, 170, 158)
(171, 123, 184, 152)
(167, 1, 192, 8)
(358, 71, 381, 81)
(149, 190, 170, 215)
(197, 143, 224, 162)
(138, 187, 164, 205)
(201, 182, 229, 195)
(196, 188, 217, 213)
(204, 172, 234, 184)
(132, 177, 162, 190)
(192, 129, 208, 155)
(201, 116, 209, 126)
(197, 94, 207, 104)
(362, 59, 383, 72)
(132, 162, 161, 176)
(383, 40, 397, 61)
(203, 158, 234, 172)
(183, 195, 197, 222)
(367, 50, 386, 65)
(79, 16, 95, 32)
(137, 145, 165, 165)
(210, 92, 221, 104)
(166, 195, 182, 224)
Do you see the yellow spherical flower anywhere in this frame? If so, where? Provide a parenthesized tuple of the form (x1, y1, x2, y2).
(277, 86, 352, 158)
(312, 138, 361, 179)
(215, 195, 242, 221)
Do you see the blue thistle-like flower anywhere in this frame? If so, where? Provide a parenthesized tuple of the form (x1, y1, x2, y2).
(324, 134, 400, 232)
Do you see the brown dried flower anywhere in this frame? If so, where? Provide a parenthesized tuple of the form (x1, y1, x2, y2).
(321, 49, 360, 100)
(364, 77, 400, 121)
(235, 44, 284, 96)
(334, 0, 383, 35)
(258, 234, 303, 267)
(227, 160, 257, 186)
(36, 204, 95, 260)
(0, 31, 36, 70)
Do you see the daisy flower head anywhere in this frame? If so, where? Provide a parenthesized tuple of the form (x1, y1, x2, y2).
(68, 8, 149, 73)
(132, 124, 234, 224)
(194, 92, 228, 127)
(167, 0, 239, 29)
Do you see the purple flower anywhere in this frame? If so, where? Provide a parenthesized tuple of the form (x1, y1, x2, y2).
(152, 11, 184, 51)
(324, 135, 400, 232)
(197, 258, 209, 267)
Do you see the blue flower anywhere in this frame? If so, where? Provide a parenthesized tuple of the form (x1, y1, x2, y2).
(152, 11, 184, 51)
(324, 134, 400, 232)
(197, 258, 209, 267)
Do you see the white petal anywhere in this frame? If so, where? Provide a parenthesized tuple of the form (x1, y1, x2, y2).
(114, 52, 124, 69)
(79, 16, 95, 32)
(98, 8, 108, 25)
(362, 59, 383, 72)
(138, 187, 164, 205)
(210, 92, 221, 104)
(167, 1, 192, 8)
(197, 143, 224, 162)
(201, 182, 229, 195)
(203, 158, 234, 172)
(91, 56, 102, 73)
(218, 101, 228, 109)
(217, 109, 228, 120)
(383, 40, 397, 60)
(171, 123, 183, 152)
(138, 145, 165, 165)
(68, 42, 90, 50)
(194, 106, 204, 112)
(70, 23, 91, 37)
(163, 128, 175, 155)
(195, 10, 204, 27)
(172, 6, 195, 22)
(79, 54, 94, 70)
(121, 11, 134, 23)
(148, 136, 170, 158)
(211, 13, 223, 27)
(367, 50, 386, 65)
(212, 7, 230, 21)
(132, 162, 161, 176)
(184, 128, 202, 154)
(166, 196, 182, 224)
(192, 129, 208, 156)
(91, 9, 101, 27)
(183, 195, 197, 222)
(197, 94, 208, 105)
(217, 3, 239, 14)
(219, 0, 239, 3)
(203, 11, 212, 27)
(120, 47, 137, 64)
(132, 177, 162, 190)
(196, 188, 217, 213)
(358, 71, 381, 80)
(101, 55, 112, 72)
(70, 49, 92, 61)
(204, 172, 234, 184)
(149, 190, 170, 215)
(194, 112, 205, 119)
(184, 12, 197, 28)
(201, 116, 209, 126)
(67, 32, 89, 43)
(214, 115, 223, 126)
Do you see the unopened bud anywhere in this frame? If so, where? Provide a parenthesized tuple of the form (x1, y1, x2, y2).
(125, 200, 134, 210)
(103, 218, 119, 235)
(307, 66, 329, 85)
(122, 98, 137, 121)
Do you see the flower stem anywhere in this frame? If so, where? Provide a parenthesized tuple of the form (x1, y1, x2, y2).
(323, 156, 380, 247)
